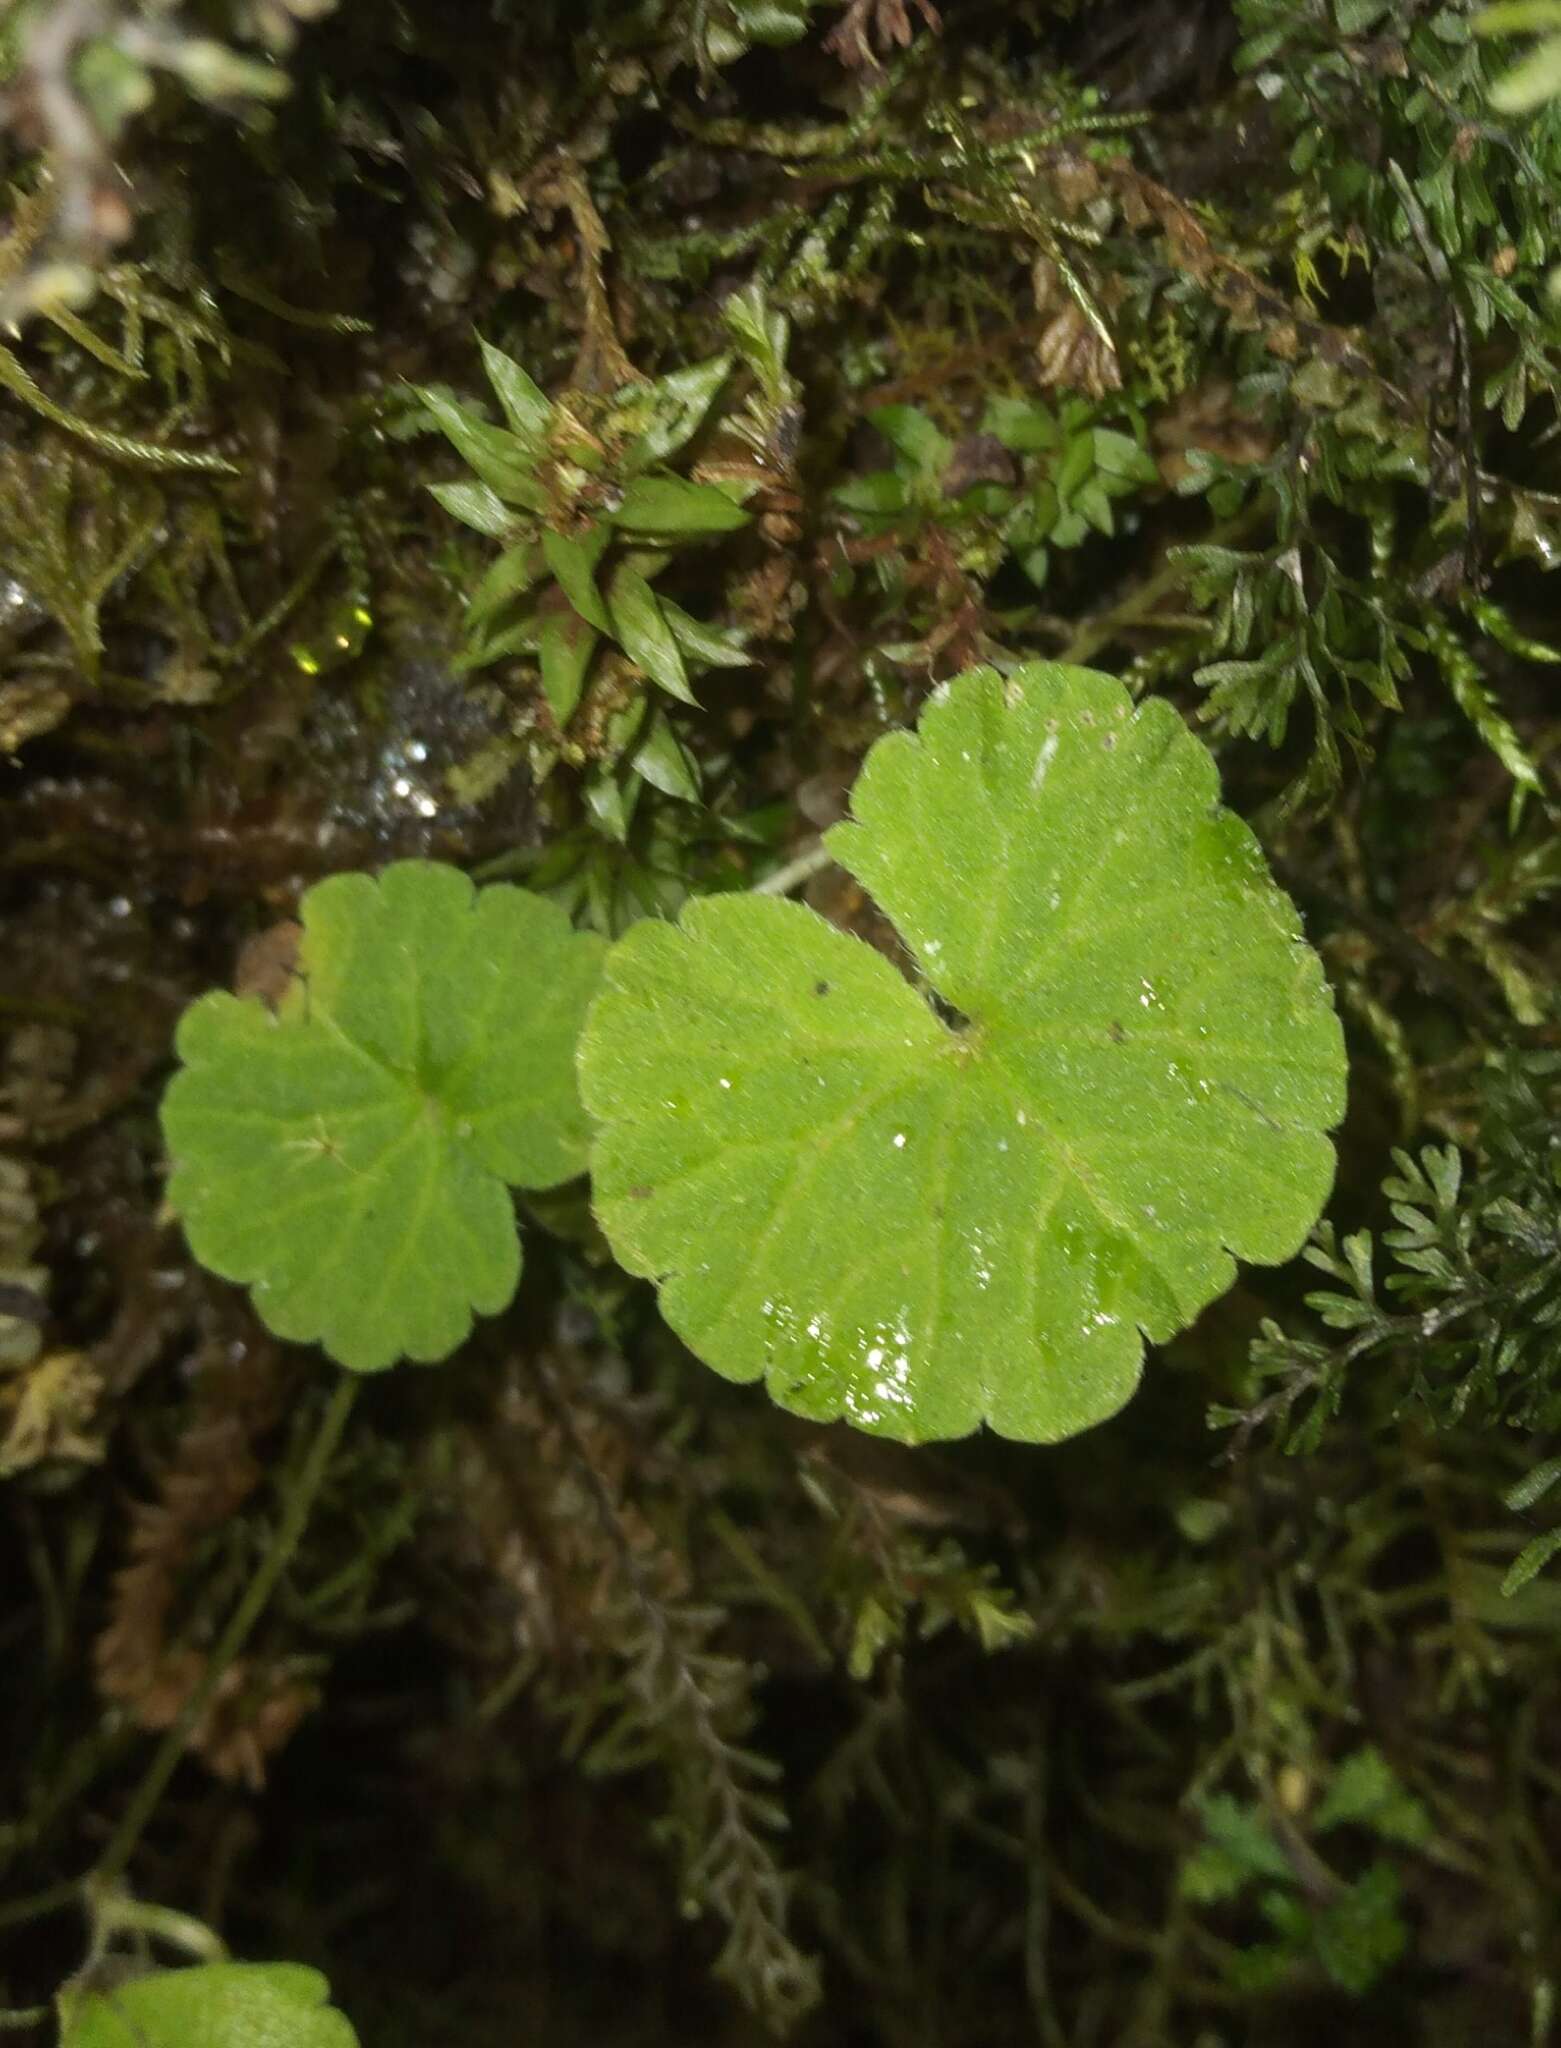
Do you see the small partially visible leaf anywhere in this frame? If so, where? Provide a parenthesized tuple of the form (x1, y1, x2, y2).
(419, 387, 544, 509)
(468, 544, 543, 629)
(1489, 28, 1561, 106)
(60, 1962, 359, 2048)
(539, 611, 598, 725)
(835, 472, 911, 518)
(660, 596, 753, 668)
(609, 476, 750, 538)
(1505, 1455, 1561, 1511)
(983, 395, 1059, 453)
(632, 711, 701, 802)
(477, 336, 551, 446)
(585, 767, 634, 842)
(619, 353, 733, 470)
(1179, 1794, 1293, 1902)
(608, 564, 697, 704)
(1313, 1864, 1408, 1995)
(1503, 1524, 1561, 1595)
(543, 526, 612, 631)
(728, 0, 811, 46)
(870, 405, 953, 475)
(429, 479, 517, 539)
(163, 863, 605, 1373)
(723, 282, 790, 396)
(453, 615, 538, 678)
(1313, 1747, 1432, 1845)
(1092, 428, 1159, 486)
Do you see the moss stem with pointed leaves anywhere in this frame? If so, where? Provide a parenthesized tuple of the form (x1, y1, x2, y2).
(92, 1373, 360, 1892)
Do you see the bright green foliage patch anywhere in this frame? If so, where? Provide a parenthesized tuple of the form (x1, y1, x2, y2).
(582, 665, 1346, 1444)
(162, 862, 605, 1372)
(60, 1962, 359, 2048)
(418, 336, 753, 718)
(1180, 1751, 1432, 1996)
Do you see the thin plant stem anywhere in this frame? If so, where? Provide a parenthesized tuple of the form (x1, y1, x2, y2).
(0, 1880, 82, 1932)
(91, 1373, 359, 1892)
(753, 840, 832, 896)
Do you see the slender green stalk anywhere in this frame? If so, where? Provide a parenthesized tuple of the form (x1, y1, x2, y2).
(92, 1374, 359, 1891)
(0, 1880, 82, 1932)
(753, 840, 832, 896)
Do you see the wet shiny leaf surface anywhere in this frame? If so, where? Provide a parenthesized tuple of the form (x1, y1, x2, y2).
(581, 664, 1346, 1442)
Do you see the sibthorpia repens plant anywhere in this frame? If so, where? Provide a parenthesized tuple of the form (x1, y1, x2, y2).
(161, 663, 1347, 1443)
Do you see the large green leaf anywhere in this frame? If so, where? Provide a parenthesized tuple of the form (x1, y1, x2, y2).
(61, 1961, 359, 2048)
(164, 863, 605, 1373)
(580, 665, 1346, 1443)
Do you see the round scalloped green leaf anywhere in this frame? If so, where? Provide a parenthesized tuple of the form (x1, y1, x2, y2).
(163, 861, 605, 1373)
(580, 664, 1346, 1444)
(60, 1962, 359, 2048)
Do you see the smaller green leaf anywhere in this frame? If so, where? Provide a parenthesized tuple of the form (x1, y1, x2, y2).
(1092, 428, 1160, 486)
(607, 564, 697, 704)
(869, 405, 953, 475)
(619, 353, 733, 470)
(418, 387, 544, 509)
(539, 611, 599, 726)
(477, 337, 552, 446)
(730, 0, 811, 44)
(1055, 430, 1097, 502)
(1180, 1795, 1293, 1902)
(542, 526, 612, 631)
(1503, 1524, 1561, 1595)
(454, 615, 539, 678)
(1313, 1747, 1432, 1845)
(632, 711, 701, 802)
(428, 479, 517, 539)
(1313, 1864, 1407, 1995)
(659, 596, 753, 668)
(1019, 544, 1050, 589)
(723, 282, 791, 396)
(60, 1962, 359, 2048)
(1505, 1455, 1561, 1512)
(1076, 478, 1116, 536)
(1235, 24, 1291, 67)
(835, 473, 910, 518)
(585, 767, 634, 842)
(1335, 0, 1391, 32)
(163, 863, 605, 1372)
(983, 395, 1059, 453)
(609, 476, 750, 539)
(468, 544, 543, 629)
